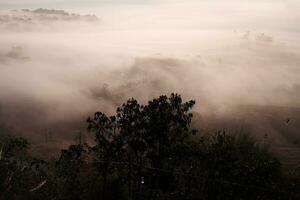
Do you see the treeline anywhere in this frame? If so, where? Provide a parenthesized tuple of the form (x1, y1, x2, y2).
(1, 94, 300, 200)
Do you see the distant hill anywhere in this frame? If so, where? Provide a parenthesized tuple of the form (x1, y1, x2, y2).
(0, 9, 98, 22)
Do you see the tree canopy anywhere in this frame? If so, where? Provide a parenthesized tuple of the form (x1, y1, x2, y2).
(0, 93, 299, 199)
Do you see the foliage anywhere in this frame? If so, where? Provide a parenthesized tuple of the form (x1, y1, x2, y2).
(0, 93, 299, 200)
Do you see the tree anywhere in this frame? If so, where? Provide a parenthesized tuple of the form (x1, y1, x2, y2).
(87, 93, 295, 200)
(0, 135, 37, 199)
(196, 132, 287, 200)
(55, 144, 86, 200)
(0, 93, 299, 199)
(87, 93, 196, 199)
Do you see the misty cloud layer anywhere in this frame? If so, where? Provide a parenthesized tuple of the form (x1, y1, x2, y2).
(0, 1, 300, 147)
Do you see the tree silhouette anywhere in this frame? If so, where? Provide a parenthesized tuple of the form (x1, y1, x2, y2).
(87, 93, 196, 199)
(0, 93, 299, 199)
(87, 93, 295, 200)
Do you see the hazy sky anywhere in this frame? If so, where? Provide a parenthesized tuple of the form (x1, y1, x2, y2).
(0, 0, 298, 9)
(1, 0, 299, 33)
(0, 0, 159, 8)
(1, 0, 300, 138)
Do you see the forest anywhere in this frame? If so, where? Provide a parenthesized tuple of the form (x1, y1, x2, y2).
(1, 93, 300, 200)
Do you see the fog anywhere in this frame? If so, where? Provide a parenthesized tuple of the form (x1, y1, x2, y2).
(0, 1, 300, 148)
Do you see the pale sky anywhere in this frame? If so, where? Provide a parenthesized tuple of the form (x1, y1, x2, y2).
(0, 0, 159, 8)
(0, 0, 297, 8)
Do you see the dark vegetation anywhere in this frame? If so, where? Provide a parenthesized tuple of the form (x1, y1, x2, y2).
(1, 94, 300, 199)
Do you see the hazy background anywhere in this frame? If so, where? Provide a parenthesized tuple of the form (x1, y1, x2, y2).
(1, 0, 300, 157)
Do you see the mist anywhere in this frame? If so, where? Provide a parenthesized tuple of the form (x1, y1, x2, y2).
(1, 1, 300, 148)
